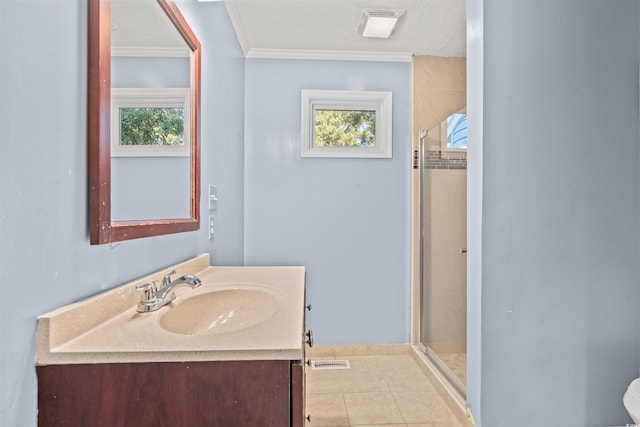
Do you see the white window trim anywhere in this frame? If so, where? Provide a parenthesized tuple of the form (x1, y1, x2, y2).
(111, 88, 191, 157)
(301, 90, 393, 158)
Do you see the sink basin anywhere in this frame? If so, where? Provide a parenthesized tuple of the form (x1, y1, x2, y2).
(159, 288, 281, 335)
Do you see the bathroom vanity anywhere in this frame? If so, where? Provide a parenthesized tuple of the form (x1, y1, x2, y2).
(36, 255, 308, 426)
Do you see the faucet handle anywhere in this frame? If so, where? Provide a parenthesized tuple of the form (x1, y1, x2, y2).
(136, 281, 158, 301)
(161, 270, 177, 289)
(136, 281, 154, 290)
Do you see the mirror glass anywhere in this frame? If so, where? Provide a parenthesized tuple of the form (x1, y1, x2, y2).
(111, 0, 191, 220)
(88, 0, 201, 244)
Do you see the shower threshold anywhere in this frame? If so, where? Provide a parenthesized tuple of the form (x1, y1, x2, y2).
(418, 342, 466, 396)
(411, 344, 473, 426)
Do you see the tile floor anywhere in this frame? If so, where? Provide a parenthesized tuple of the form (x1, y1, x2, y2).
(305, 354, 464, 427)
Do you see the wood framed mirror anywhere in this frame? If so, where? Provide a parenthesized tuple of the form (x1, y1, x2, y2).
(88, 0, 201, 245)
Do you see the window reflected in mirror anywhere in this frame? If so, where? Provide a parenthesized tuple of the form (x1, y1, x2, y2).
(120, 107, 184, 146)
(111, 88, 190, 157)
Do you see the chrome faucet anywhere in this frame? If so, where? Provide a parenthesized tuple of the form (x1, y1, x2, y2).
(136, 270, 202, 313)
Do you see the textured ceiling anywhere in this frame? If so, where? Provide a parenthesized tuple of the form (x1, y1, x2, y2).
(224, 0, 467, 60)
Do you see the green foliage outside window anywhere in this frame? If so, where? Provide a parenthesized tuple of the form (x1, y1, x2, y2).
(314, 109, 376, 147)
(120, 107, 184, 146)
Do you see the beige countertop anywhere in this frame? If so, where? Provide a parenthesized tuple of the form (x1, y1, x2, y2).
(37, 254, 306, 365)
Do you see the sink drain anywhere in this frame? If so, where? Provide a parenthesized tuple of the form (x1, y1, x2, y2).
(309, 360, 351, 370)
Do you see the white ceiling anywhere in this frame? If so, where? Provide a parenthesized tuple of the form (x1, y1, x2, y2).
(224, 0, 467, 61)
(110, 0, 466, 60)
(111, 0, 189, 55)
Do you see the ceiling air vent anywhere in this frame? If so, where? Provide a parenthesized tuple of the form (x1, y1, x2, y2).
(357, 9, 406, 38)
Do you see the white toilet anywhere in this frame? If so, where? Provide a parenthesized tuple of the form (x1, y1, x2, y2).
(624, 378, 640, 424)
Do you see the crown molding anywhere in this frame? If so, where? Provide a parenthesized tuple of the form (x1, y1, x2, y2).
(223, 1, 412, 62)
(224, 1, 250, 56)
(111, 47, 190, 57)
(246, 48, 413, 62)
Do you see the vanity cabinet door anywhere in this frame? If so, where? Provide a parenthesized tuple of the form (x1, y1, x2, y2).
(38, 360, 291, 427)
(291, 360, 305, 427)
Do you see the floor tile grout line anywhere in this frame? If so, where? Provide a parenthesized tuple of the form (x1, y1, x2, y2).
(392, 381, 410, 426)
(340, 388, 349, 426)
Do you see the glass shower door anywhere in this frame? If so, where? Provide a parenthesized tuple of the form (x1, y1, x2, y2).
(419, 111, 467, 394)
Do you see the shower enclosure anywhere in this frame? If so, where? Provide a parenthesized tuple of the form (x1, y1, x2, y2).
(418, 110, 468, 396)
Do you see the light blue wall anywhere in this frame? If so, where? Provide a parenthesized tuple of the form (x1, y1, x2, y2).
(0, 1, 244, 426)
(244, 59, 412, 345)
(112, 157, 191, 220)
(177, 0, 247, 266)
(468, 0, 640, 425)
(111, 56, 190, 88)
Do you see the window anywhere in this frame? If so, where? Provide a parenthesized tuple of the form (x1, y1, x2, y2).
(301, 90, 392, 158)
(439, 108, 467, 159)
(446, 113, 467, 149)
(111, 88, 190, 157)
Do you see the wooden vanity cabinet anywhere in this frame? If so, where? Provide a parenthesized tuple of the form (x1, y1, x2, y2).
(38, 358, 306, 427)
(291, 360, 305, 427)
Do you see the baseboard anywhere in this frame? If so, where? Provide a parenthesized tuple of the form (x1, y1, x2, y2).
(306, 343, 411, 358)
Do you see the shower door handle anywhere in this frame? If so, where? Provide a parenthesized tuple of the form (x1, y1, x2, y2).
(458, 248, 467, 254)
